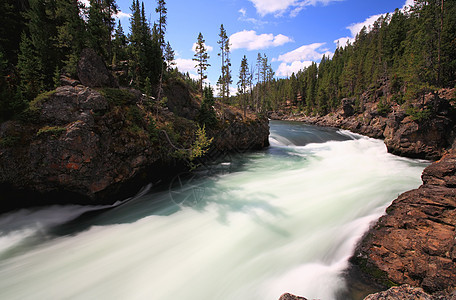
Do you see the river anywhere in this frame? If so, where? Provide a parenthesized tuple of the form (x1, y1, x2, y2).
(0, 120, 428, 300)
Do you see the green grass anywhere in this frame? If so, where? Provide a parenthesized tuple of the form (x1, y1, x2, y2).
(36, 125, 66, 138)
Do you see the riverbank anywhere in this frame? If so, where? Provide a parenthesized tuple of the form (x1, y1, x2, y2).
(271, 89, 456, 298)
(270, 88, 455, 161)
(0, 51, 269, 213)
(0, 120, 427, 299)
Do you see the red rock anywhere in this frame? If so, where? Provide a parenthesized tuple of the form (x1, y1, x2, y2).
(352, 150, 456, 294)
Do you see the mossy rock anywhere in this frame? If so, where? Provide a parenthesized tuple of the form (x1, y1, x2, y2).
(350, 255, 398, 288)
(98, 88, 137, 106)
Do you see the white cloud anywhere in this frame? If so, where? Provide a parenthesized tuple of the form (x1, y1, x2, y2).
(79, 1, 130, 20)
(174, 58, 210, 84)
(276, 43, 331, 63)
(334, 0, 414, 48)
(276, 61, 314, 77)
(347, 13, 384, 37)
(332, 14, 383, 48)
(192, 43, 213, 53)
(402, 0, 414, 10)
(238, 9, 268, 27)
(174, 58, 196, 73)
(248, 0, 342, 17)
(334, 37, 352, 48)
(115, 11, 131, 20)
(274, 43, 332, 76)
(249, 0, 296, 16)
(230, 30, 292, 51)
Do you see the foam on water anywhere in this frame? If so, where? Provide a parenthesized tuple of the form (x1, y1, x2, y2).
(0, 121, 428, 300)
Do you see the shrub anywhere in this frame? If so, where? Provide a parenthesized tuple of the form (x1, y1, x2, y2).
(99, 88, 136, 106)
(405, 106, 432, 122)
(377, 100, 391, 115)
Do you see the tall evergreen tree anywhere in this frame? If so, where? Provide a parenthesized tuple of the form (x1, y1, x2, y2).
(19, 0, 59, 93)
(155, 0, 167, 102)
(112, 20, 128, 64)
(217, 24, 232, 102)
(87, 0, 118, 61)
(237, 55, 250, 116)
(193, 32, 210, 98)
(164, 41, 175, 72)
(155, 0, 167, 49)
(55, 0, 86, 75)
(17, 32, 43, 99)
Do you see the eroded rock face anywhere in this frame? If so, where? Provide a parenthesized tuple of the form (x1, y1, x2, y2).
(77, 48, 119, 88)
(352, 150, 456, 294)
(363, 284, 435, 300)
(0, 84, 270, 212)
(0, 86, 157, 209)
(271, 88, 455, 160)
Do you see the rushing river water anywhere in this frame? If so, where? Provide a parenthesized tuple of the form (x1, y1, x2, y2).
(0, 121, 428, 300)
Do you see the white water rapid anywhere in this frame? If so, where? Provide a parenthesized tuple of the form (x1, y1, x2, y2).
(0, 121, 427, 300)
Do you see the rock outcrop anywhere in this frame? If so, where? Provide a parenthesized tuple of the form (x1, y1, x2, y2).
(278, 284, 456, 300)
(351, 149, 456, 294)
(272, 88, 455, 160)
(0, 86, 158, 210)
(77, 48, 119, 88)
(0, 83, 269, 212)
(363, 284, 448, 300)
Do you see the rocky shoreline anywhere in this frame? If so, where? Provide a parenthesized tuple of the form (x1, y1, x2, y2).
(272, 89, 456, 299)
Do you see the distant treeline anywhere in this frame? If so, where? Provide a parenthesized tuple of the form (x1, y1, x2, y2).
(239, 0, 456, 114)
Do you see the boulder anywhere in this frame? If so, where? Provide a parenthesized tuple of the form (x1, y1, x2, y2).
(77, 48, 119, 88)
(363, 285, 435, 300)
(278, 293, 308, 300)
(383, 115, 453, 160)
(342, 98, 355, 117)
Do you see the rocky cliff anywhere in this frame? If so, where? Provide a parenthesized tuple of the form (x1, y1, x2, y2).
(0, 56, 269, 213)
(351, 149, 456, 295)
(271, 88, 456, 160)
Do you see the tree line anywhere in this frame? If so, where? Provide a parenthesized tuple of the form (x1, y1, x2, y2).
(2, 0, 454, 122)
(236, 0, 456, 115)
(0, 0, 173, 122)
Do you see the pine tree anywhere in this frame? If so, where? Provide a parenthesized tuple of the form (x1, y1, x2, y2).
(155, 0, 167, 49)
(193, 32, 210, 98)
(55, 0, 86, 76)
(17, 32, 44, 99)
(127, 0, 161, 90)
(128, 0, 141, 86)
(217, 24, 232, 102)
(198, 86, 217, 127)
(22, 0, 60, 90)
(87, 0, 118, 61)
(0, 0, 27, 65)
(237, 55, 250, 116)
(164, 41, 175, 72)
(112, 20, 128, 64)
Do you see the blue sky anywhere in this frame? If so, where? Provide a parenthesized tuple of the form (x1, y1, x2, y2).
(112, 0, 414, 95)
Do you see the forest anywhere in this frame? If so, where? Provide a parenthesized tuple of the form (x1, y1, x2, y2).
(0, 0, 455, 122)
(240, 0, 456, 115)
(0, 0, 170, 122)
